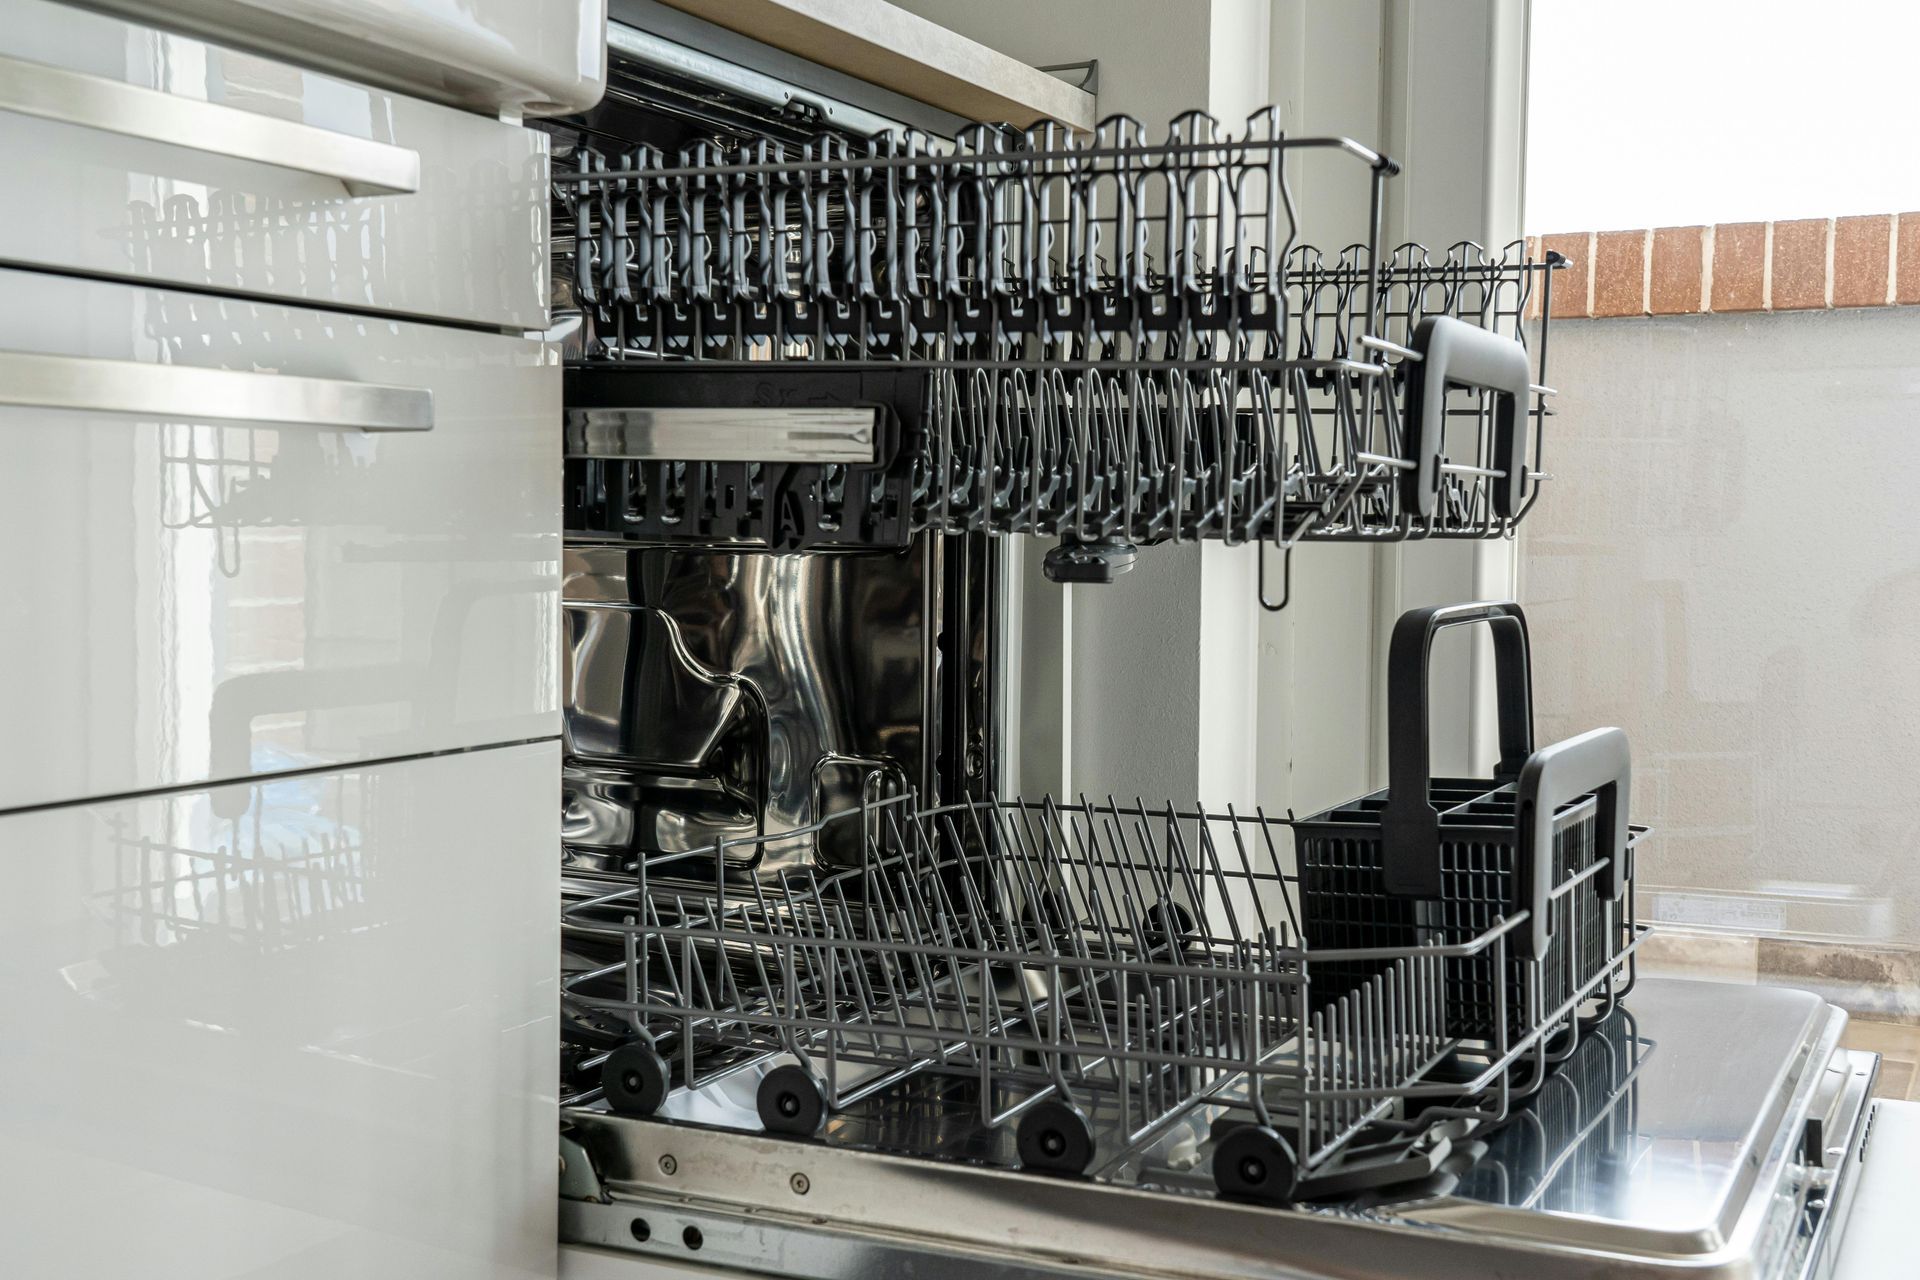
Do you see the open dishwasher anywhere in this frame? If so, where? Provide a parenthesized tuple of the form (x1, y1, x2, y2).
(0, 1, 1899, 1277)
(539, 10, 1883, 1280)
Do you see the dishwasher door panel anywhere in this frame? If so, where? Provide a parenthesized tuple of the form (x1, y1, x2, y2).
(1, 0, 551, 330)
(0, 741, 561, 1279)
(0, 266, 560, 813)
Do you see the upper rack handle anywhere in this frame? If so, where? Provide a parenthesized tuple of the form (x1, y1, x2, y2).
(1381, 600, 1535, 898)
(0, 53, 421, 198)
(1400, 316, 1534, 520)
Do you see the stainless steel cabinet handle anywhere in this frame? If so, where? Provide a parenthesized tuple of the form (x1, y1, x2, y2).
(0, 53, 421, 197)
(0, 351, 433, 432)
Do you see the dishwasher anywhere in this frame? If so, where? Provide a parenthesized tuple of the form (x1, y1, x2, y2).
(536, 16, 1883, 1280)
(0, 2, 1895, 1278)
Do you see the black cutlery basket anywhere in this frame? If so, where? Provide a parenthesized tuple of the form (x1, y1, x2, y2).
(1294, 601, 1632, 1045)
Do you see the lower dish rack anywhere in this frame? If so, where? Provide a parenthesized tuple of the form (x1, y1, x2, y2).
(562, 785, 1642, 1204)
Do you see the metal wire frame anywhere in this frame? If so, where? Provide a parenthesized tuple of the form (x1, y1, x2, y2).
(554, 111, 1395, 360)
(568, 316, 1534, 558)
(553, 110, 1563, 569)
(901, 349, 1380, 547)
(562, 791, 1639, 1186)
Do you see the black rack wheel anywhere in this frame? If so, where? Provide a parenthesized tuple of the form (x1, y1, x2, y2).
(758, 1064, 830, 1137)
(1021, 885, 1074, 947)
(1213, 1125, 1298, 1204)
(1139, 898, 1199, 958)
(600, 1040, 671, 1117)
(1016, 1099, 1096, 1175)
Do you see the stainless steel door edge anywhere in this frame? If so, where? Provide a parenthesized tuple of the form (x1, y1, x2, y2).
(560, 1196, 1170, 1280)
(1801, 1050, 1879, 1280)
(562, 1111, 1392, 1280)
(559, 1097, 1851, 1280)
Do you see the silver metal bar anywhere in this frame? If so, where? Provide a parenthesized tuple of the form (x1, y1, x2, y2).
(606, 21, 912, 143)
(0, 351, 433, 432)
(557, 133, 1396, 183)
(0, 54, 420, 197)
(1360, 334, 1423, 362)
(565, 406, 879, 463)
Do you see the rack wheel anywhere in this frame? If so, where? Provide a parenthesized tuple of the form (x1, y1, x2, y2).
(600, 1040, 671, 1116)
(1139, 899, 1198, 957)
(758, 1064, 829, 1137)
(1022, 886, 1074, 946)
(1017, 1099, 1096, 1175)
(1213, 1125, 1297, 1204)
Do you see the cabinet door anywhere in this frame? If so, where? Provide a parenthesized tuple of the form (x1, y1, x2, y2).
(0, 742, 560, 1280)
(74, 0, 608, 120)
(0, 0, 550, 330)
(0, 266, 560, 812)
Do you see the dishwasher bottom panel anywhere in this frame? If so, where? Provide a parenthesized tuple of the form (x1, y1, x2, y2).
(0, 742, 561, 1280)
(559, 978, 1877, 1280)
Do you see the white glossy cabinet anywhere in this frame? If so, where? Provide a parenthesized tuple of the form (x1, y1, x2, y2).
(0, 742, 561, 1279)
(76, 0, 608, 120)
(0, 0, 551, 331)
(0, 266, 560, 814)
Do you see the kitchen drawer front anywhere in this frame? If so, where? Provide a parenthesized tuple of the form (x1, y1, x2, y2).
(0, 0, 548, 331)
(76, 0, 608, 120)
(0, 743, 560, 1280)
(0, 266, 561, 813)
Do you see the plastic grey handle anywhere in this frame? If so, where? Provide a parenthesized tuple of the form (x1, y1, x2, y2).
(1514, 726, 1632, 961)
(1381, 601, 1534, 898)
(1400, 315, 1533, 519)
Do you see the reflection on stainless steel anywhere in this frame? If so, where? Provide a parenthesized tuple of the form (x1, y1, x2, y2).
(1450, 1007, 1648, 1212)
(0, 351, 434, 431)
(561, 540, 927, 877)
(565, 406, 880, 462)
(0, 53, 422, 196)
(562, 979, 1877, 1279)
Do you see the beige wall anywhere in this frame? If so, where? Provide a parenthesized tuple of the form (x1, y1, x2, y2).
(1520, 306, 1920, 943)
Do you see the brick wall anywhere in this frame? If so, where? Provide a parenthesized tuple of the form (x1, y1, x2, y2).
(1526, 214, 1920, 318)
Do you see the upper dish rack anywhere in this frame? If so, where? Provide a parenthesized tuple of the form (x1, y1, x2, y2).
(555, 110, 1563, 583)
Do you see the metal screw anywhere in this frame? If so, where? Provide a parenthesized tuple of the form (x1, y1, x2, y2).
(658, 1154, 677, 1176)
(789, 1172, 810, 1196)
